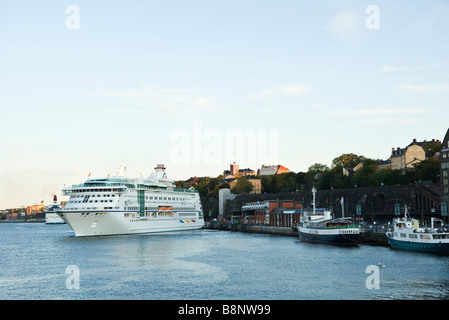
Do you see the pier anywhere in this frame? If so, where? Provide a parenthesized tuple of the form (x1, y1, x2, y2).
(205, 221, 390, 246)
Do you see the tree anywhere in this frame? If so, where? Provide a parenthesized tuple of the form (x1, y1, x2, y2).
(308, 163, 330, 173)
(232, 177, 253, 194)
(414, 158, 440, 182)
(331, 153, 366, 169)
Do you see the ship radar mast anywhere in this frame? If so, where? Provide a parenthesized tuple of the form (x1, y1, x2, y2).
(312, 187, 316, 214)
(115, 160, 126, 176)
(154, 164, 166, 172)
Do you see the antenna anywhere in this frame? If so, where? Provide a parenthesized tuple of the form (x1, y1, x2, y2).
(312, 187, 316, 214)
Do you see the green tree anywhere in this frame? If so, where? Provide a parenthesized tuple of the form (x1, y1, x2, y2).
(414, 158, 440, 182)
(331, 153, 366, 169)
(232, 177, 253, 194)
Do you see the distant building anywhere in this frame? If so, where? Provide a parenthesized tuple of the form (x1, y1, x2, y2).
(218, 188, 236, 220)
(182, 176, 212, 188)
(343, 163, 364, 176)
(4, 207, 26, 220)
(240, 200, 303, 226)
(377, 138, 427, 171)
(26, 201, 45, 216)
(376, 159, 392, 171)
(219, 176, 261, 194)
(257, 164, 290, 175)
(247, 176, 262, 194)
(223, 163, 255, 178)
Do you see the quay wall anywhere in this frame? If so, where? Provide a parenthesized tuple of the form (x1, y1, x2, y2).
(204, 222, 389, 246)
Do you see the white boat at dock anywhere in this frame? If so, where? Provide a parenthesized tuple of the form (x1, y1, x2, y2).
(386, 206, 449, 254)
(297, 188, 360, 246)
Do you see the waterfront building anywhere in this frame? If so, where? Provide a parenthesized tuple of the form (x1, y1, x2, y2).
(240, 200, 302, 226)
(2, 207, 26, 220)
(441, 129, 449, 206)
(26, 201, 45, 217)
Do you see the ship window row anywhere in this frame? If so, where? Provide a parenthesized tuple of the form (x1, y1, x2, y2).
(72, 188, 125, 193)
(393, 232, 446, 240)
(145, 196, 187, 202)
(72, 194, 115, 198)
(70, 200, 115, 203)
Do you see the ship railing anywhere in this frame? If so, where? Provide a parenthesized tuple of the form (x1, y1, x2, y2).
(308, 225, 359, 230)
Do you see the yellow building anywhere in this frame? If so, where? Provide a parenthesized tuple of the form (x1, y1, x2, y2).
(26, 201, 45, 216)
(247, 177, 262, 194)
(382, 139, 426, 171)
(221, 177, 261, 194)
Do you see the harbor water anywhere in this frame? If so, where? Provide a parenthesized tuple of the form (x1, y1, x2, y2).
(1, 223, 448, 300)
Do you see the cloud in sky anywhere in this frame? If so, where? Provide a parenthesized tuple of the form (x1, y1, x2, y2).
(331, 108, 430, 126)
(398, 83, 449, 94)
(246, 85, 312, 99)
(380, 63, 447, 73)
(92, 84, 218, 117)
(324, 10, 364, 42)
(333, 108, 429, 117)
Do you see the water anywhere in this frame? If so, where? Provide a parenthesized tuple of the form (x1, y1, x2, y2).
(1, 223, 448, 300)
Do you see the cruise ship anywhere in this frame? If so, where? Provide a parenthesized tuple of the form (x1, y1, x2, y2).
(45, 195, 65, 224)
(56, 163, 204, 236)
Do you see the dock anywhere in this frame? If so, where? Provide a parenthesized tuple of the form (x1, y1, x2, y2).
(205, 221, 389, 246)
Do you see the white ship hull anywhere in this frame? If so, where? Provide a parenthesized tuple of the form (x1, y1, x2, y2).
(57, 210, 204, 237)
(45, 212, 65, 224)
(297, 226, 359, 245)
(60, 163, 205, 237)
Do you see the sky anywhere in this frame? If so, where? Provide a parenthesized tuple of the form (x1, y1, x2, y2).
(1, 0, 449, 209)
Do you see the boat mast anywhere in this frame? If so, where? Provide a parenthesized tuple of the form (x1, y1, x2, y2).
(312, 187, 316, 214)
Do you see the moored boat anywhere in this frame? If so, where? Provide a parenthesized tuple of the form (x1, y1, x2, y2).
(386, 207, 449, 254)
(297, 188, 360, 246)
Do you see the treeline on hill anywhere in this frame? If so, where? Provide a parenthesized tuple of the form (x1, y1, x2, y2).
(186, 151, 441, 199)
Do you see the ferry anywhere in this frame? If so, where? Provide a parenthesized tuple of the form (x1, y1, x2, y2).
(386, 207, 449, 254)
(55, 163, 204, 236)
(297, 188, 360, 246)
(45, 195, 65, 224)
